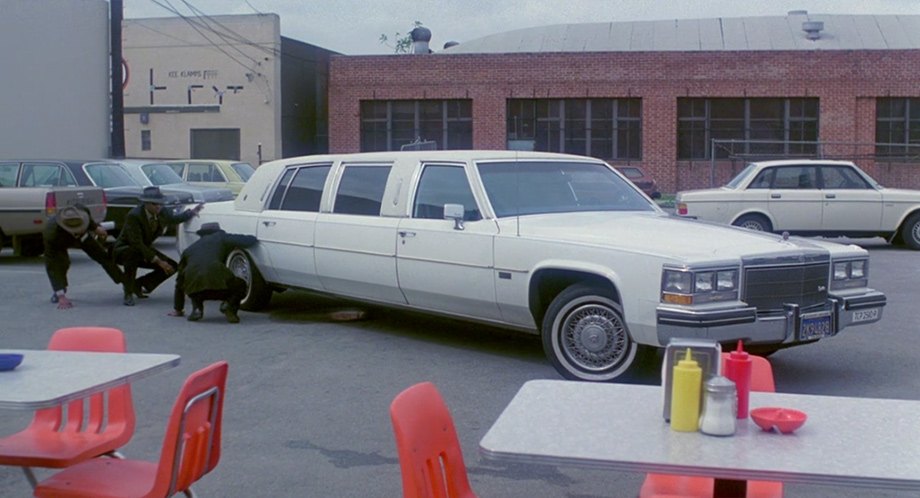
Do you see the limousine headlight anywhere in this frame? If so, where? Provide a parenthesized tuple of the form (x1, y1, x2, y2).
(831, 259, 868, 290)
(661, 267, 739, 305)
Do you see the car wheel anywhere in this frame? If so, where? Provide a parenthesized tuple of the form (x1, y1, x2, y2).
(227, 249, 272, 311)
(541, 284, 637, 382)
(733, 214, 773, 232)
(900, 213, 920, 250)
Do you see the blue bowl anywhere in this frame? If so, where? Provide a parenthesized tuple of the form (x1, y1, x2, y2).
(0, 353, 24, 371)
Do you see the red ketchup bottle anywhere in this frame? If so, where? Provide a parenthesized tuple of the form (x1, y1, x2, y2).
(723, 340, 752, 419)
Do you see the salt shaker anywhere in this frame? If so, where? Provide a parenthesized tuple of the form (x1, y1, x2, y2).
(699, 375, 737, 436)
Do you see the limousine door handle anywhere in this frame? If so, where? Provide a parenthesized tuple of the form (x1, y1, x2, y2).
(262, 221, 276, 227)
(398, 231, 416, 238)
(825, 193, 836, 199)
(771, 194, 782, 199)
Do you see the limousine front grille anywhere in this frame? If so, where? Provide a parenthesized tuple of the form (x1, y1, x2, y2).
(743, 263, 829, 313)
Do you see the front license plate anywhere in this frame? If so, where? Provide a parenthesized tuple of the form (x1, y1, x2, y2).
(799, 312, 833, 341)
(852, 308, 879, 323)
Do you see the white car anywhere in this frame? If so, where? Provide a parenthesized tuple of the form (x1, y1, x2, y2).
(178, 151, 886, 382)
(676, 159, 920, 249)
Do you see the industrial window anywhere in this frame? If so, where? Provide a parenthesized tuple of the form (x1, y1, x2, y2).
(677, 98, 819, 160)
(876, 98, 920, 159)
(506, 99, 641, 160)
(141, 130, 151, 151)
(359, 100, 472, 151)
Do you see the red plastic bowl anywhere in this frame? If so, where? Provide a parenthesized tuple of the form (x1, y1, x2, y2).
(750, 407, 807, 434)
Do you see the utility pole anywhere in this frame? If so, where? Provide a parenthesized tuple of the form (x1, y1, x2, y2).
(110, 0, 125, 158)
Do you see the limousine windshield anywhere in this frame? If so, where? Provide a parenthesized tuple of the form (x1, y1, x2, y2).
(477, 160, 655, 218)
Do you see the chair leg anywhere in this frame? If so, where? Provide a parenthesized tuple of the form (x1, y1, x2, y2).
(22, 467, 37, 489)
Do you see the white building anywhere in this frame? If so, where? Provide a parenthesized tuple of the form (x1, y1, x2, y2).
(123, 14, 336, 166)
(0, 0, 110, 159)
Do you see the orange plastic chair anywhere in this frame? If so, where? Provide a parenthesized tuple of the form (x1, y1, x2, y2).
(0, 326, 135, 488)
(390, 382, 478, 498)
(639, 353, 783, 498)
(34, 360, 229, 498)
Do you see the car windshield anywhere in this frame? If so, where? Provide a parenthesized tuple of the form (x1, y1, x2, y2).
(726, 163, 758, 189)
(84, 163, 139, 188)
(141, 163, 185, 185)
(477, 160, 655, 218)
(231, 162, 255, 181)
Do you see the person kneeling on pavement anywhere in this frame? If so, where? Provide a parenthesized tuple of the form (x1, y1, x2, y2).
(169, 222, 258, 323)
(43, 204, 123, 309)
(113, 186, 203, 306)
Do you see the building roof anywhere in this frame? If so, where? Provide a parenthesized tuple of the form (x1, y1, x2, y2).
(442, 14, 920, 54)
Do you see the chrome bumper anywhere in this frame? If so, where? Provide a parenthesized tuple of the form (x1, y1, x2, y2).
(656, 290, 886, 346)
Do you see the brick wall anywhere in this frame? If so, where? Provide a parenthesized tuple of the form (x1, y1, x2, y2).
(330, 50, 920, 192)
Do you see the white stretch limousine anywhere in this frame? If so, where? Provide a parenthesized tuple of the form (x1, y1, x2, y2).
(178, 151, 886, 381)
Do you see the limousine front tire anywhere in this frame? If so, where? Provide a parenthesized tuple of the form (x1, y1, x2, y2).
(542, 284, 637, 382)
(227, 249, 272, 311)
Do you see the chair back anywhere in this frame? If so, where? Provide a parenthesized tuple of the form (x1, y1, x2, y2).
(152, 361, 228, 497)
(720, 353, 775, 393)
(38, 327, 135, 440)
(390, 382, 476, 498)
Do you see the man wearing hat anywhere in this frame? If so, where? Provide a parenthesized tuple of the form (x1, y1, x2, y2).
(168, 222, 257, 323)
(42, 204, 123, 309)
(113, 186, 204, 306)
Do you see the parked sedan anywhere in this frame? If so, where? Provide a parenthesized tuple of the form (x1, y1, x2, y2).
(161, 159, 254, 196)
(115, 159, 235, 203)
(676, 159, 920, 249)
(65, 161, 195, 232)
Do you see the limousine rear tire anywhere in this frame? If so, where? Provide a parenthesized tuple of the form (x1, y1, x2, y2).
(542, 284, 637, 382)
(227, 249, 271, 311)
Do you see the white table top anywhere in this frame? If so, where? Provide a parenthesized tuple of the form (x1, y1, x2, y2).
(0, 349, 181, 410)
(480, 379, 920, 491)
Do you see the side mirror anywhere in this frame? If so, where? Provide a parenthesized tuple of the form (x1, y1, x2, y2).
(443, 203, 465, 230)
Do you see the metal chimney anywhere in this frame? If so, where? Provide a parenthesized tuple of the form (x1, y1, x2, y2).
(802, 20, 824, 40)
(410, 26, 432, 54)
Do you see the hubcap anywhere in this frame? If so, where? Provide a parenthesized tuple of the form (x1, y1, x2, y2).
(561, 303, 627, 372)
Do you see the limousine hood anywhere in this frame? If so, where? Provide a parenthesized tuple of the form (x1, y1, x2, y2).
(514, 211, 857, 262)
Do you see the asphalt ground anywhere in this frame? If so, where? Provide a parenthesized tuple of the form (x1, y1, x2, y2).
(0, 236, 918, 497)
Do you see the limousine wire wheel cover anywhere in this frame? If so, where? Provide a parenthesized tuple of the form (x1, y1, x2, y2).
(543, 284, 636, 381)
(227, 249, 271, 310)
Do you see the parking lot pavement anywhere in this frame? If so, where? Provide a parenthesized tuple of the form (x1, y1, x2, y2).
(1, 237, 919, 497)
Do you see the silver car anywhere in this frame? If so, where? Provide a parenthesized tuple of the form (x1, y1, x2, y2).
(114, 159, 235, 203)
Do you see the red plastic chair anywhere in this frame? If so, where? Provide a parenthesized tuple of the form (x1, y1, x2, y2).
(390, 382, 478, 498)
(639, 354, 783, 498)
(0, 326, 135, 488)
(33, 360, 229, 498)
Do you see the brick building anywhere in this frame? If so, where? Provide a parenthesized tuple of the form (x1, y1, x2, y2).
(328, 12, 920, 193)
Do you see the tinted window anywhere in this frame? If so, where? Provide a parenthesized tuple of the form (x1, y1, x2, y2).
(141, 163, 185, 185)
(413, 164, 481, 221)
(0, 162, 18, 187)
(821, 166, 870, 189)
(21, 162, 76, 187)
(267, 168, 296, 210)
(85, 163, 138, 187)
(333, 165, 391, 216)
(477, 161, 654, 218)
(280, 166, 331, 212)
(231, 162, 255, 181)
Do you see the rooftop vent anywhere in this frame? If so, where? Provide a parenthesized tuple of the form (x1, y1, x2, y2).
(443, 41, 459, 49)
(410, 26, 432, 54)
(787, 10, 808, 16)
(802, 20, 824, 40)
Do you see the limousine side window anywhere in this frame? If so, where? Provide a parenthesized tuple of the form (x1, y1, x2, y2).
(333, 165, 391, 216)
(413, 164, 482, 221)
(268, 165, 331, 212)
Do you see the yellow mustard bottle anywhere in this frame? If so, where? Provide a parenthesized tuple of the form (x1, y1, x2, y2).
(669, 348, 702, 432)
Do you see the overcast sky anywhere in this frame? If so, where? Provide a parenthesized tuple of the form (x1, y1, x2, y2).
(124, 0, 920, 55)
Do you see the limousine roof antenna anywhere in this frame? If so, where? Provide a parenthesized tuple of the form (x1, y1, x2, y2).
(400, 137, 437, 150)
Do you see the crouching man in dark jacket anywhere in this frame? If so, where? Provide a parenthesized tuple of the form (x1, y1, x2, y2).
(169, 222, 258, 323)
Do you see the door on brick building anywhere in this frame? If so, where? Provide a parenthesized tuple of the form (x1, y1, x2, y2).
(190, 128, 240, 160)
